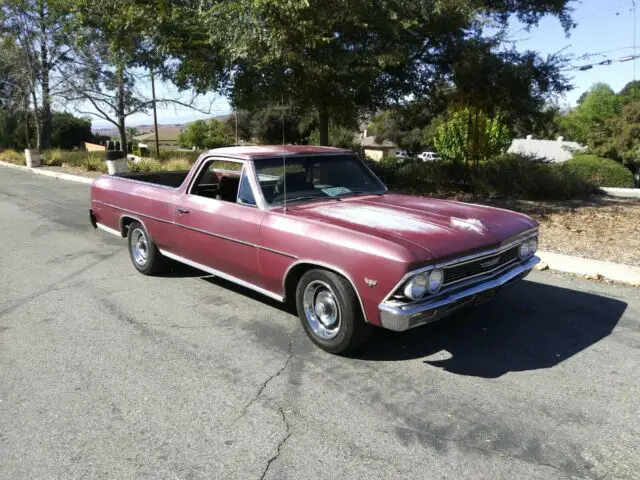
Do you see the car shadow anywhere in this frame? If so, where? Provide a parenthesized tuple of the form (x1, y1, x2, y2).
(353, 280, 626, 378)
(200, 275, 295, 314)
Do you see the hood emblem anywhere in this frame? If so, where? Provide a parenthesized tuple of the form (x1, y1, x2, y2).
(451, 217, 487, 234)
(365, 278, 378, 287)
(480, 257, 500, 269)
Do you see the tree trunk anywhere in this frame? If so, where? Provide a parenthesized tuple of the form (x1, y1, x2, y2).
(318, 104, 329, 146)
(30, 89, 41, 150)
(116, 66, 127, 152)
(39, 1, 51, 149)
(473, 108, 480, 168)
(23, 97, 31, 148)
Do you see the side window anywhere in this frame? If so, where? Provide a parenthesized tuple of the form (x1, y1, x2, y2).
(237, 170, 257, 206)
(191, 159, 243, 200)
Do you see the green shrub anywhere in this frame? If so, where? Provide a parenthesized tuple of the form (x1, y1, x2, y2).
(371, 153, 596, 200)
(469, 154, 594, 200)
(0, 149, 25, 165)
(562, 155, 634, 188)
(156, 149, 200, 164)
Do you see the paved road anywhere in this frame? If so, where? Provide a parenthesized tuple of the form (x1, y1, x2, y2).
(1, 167, 639, 480)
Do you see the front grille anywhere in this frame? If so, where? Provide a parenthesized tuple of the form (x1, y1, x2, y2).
(443, 246, 520, 285)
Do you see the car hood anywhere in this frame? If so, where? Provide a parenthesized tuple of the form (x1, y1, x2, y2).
(287, 193, 537, 261)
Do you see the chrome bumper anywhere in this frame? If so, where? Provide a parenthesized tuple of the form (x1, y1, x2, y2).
(378, 256, 540, 331)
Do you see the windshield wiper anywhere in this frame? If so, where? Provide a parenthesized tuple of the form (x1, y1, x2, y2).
(276, 195, 339, 205)
(337, 189, 384, 198)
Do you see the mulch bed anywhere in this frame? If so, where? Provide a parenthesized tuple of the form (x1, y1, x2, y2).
(478, 197, 640, 267)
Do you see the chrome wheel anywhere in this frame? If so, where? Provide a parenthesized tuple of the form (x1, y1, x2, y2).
(303, 280, 341, 340)
(130, 228, 149, 267)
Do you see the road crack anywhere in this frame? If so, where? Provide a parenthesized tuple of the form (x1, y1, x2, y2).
(259, 405, 292, 480)
(237, 334, 295, 419)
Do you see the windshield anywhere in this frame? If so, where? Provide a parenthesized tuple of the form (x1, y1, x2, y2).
(254, 154, 386, 205)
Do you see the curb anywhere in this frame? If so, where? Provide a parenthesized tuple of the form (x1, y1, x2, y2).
(601, 187, 640, 199)
(536, 251, 640, 286)
(0, 160, 95, 185)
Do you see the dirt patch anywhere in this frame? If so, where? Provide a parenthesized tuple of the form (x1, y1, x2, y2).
(479, 197, 640, 267)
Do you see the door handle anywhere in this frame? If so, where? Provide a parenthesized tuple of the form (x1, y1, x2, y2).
(176, 207, 190, 214)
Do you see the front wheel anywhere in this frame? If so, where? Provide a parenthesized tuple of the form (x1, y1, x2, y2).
(127, 221, 166, 275)
(296, 269, 372, 354)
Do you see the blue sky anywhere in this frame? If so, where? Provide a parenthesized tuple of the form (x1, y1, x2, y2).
(91, 0, 639, 128)
(511, 0, 640, 106)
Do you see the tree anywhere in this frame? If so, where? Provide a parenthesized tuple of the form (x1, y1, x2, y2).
(309, 123, 356, 149)
(249, 107, 315, 145)
(1, 0, 73, 149)
(225, 111, 252, 143)
(560, 84, 621, 152)
(178, 119, 233, 149)
(434, 108, 510, 164)
(205, 119, 233, 149)
(602, 101, 640, 165)
(148, 0, 573, 145)
(0, 35, 32, 148)
(51, 112, 92, 149)
(179, 120, 208, 149)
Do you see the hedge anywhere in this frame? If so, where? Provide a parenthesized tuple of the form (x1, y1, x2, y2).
(562, 155, 634, 188)
(370, 154, 596, 200)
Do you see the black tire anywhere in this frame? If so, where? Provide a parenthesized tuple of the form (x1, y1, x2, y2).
(295, 269, 372, 354)
(127, 221, 166, 275)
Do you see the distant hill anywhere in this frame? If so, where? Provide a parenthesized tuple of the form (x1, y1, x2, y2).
(92, 114, 233, 136)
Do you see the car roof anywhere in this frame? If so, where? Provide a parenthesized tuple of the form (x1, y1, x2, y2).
(206, 145, 351, 160)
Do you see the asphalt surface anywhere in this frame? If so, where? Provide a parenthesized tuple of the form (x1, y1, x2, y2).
(1, 167, 639, 480)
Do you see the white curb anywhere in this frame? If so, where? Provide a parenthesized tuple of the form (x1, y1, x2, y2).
(0, 160, 95, 185)
(537, 250, 640, 286)
(601, 187, 640, 199)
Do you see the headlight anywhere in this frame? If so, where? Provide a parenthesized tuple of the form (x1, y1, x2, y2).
(518, 242, 530, 259)
(403, 273, 428, 300)
(528, 237, 538, 255)
(427, 268, 444, 294)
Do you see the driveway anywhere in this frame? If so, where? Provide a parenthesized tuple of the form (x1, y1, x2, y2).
(1, 168, 639, 479)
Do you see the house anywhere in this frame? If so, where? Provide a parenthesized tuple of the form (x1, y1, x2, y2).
(354, 126, 398, 161)
(134, 126, 184, 150)
(507, 135, 586, 163)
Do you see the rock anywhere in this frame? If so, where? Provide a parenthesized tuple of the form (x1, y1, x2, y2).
(533, 262, 549, 271)
(583, 273, 604, 281)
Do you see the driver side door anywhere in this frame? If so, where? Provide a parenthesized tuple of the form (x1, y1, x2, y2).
(174, 158, 266, 286)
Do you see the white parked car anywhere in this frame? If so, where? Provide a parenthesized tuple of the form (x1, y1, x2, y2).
(418, 151, 440, 161)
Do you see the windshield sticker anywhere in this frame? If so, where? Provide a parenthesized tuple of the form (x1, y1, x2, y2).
(321, 186, 351, 197)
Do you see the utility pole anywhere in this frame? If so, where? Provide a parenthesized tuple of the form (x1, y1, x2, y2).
(150, 67, 160, 157)
(634, 1, 637, 80)
(235, 109, 238, 146)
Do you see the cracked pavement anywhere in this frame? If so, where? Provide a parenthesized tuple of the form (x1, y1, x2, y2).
(1, 168, 639, 479)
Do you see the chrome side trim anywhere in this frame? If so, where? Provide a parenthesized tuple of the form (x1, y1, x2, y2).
(176, 222, 257, 248)
(379, 256, 539, 331)
(259, 246, 299, 259)
(158, 249, 284, 302)
(282, 260, 369, 323)
(96, 199, 297, 259)
(94, 199, 173, 226)
(96, 222, 122, 237)
(381, 230, 539, 303)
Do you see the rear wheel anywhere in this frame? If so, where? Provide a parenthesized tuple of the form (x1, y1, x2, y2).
(127, 221, 166, 275)
(296, 269, 372, 354)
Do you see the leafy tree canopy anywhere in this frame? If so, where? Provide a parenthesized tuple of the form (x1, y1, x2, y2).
(137, 0, 575, 145)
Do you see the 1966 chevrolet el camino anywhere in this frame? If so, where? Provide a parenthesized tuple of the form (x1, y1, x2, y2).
(90, 146, 540, 353)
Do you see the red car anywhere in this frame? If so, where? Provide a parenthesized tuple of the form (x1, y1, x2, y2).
(90, 146, 539, 353)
